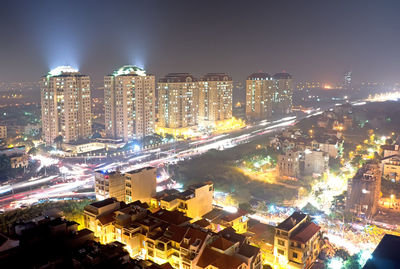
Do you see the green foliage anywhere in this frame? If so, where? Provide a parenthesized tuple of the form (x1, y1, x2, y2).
(0, 199, 94, 233)
(172, 140, 298, 204)
(28, 147, 38, 156)
(238, 203, 255, 214)
(0, 154, 11, 170)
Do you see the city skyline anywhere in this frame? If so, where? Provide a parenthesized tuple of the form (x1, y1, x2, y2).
(2, 1, 400, 268)
(0, 0, 399, 83)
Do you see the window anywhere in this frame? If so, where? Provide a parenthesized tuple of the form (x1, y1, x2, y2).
(278, 249, 285, 255)
(278, 239, 285, 246)
(293, 252, 298, 259)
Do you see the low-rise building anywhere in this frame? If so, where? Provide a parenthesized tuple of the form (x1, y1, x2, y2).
(303, 150, 329, 176)
(9, 154, 29, 169)
(203, 207, 248, 234)
(271, 212, 322, 269)
(277, 150, 302, 179)
(381, 155, 400, 182)
(151, 182, 214, 219)
(346, 163, 381, 218)
(62, 138, 126, 155)
(125, 167, 157, 204)
(380, 144, 400, 158)
(94, 166, 157, 204)
(95, 170, 126, 201)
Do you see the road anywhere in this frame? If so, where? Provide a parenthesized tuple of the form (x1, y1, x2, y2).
(0, 111, 313, 211)
(1, 98, 365, 212)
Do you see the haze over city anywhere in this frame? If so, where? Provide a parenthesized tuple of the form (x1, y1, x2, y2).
(0, 0, 400, 83)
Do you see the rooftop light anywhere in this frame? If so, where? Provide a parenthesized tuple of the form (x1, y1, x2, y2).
(113, 65, 146, 76)
(48, 66, 79, 76)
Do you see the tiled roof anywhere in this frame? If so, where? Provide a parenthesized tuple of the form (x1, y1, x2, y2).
(218, 227, 247, 245)
(90, 198, 117, 208)
(151, 209, 191, 226)
(192, 218, 210, 228)
(276, 212, 307, 231)
(164, 225, 187, 243)
(290, 222, 320, 244)
(197, 247, 244, 269)
(180, 227, 208, 249)
(209, 237, 234, 251)
(98, 213, 115, 225)
(238, 243, 260, 258)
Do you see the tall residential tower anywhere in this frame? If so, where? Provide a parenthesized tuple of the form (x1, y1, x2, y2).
(104, 66, 155, 141)
(158, 73, 198, 129)
(245, 72, 293, 121)
(41, 66, 92, 145)
(198, 73, 233, 126)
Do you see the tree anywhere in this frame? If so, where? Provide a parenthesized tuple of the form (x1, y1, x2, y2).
(165, 134, 174, 141)
(53, 135, 63, 149)
(0, 154, 11, 170)
(91, 132, 102, 139)
(28, 147, 38, 156)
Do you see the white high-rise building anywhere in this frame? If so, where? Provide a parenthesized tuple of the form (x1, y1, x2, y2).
(41, 66, 92, 145)
(104, 66, 155, 141)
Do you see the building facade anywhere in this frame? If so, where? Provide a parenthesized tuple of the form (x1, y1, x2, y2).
(245, 72, 293, 121)
(41, 66, 92, 144)
(94, 166, 157, 204)
(158, 73, 198, 130)
(272, 73, 293, 115)
(124, 167, 157, 204)
(104, 66, 155, 141)
(0, 125, 7, 140)
(303, 150, 329, 176)
(198, 73, 232, 126)
(277, 150, 301, 179)
(95, 170, 126, 202)
(346, 163, 381, 217)
(151, 182, 214, 219)
(272, 212, 322, 269)
(246, 73, 275, 120)
(381, 155, 400, 182)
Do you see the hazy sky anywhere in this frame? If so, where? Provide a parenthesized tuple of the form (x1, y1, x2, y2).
(0, 0, 399, 83)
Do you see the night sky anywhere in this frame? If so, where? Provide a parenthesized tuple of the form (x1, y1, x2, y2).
(0, 0, 399, 83)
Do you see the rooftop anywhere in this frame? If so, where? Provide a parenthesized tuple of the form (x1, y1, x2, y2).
(88, 198, 118, 209)
(273, 72, 292, 79)
(209, 237, 234, 251)
(290, 222, 320, 244)
(111, 65, 146, 77)
(180, 227, 209, 249)
(247, 72, 272, 80)
(238, 243, 260, 258)
(192, 219, 211, 228)
(363, 234, 400, 269)
(151, 209, 191, 226)
(276, 211, 307, 231)
(124, 166, 155, 175)
(218, 227, 247, 245)
(159, 73, 197, 83)
(200, 73, 232, 81)
(48, 66, 79, 77)
(197, 247, 244, 269)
